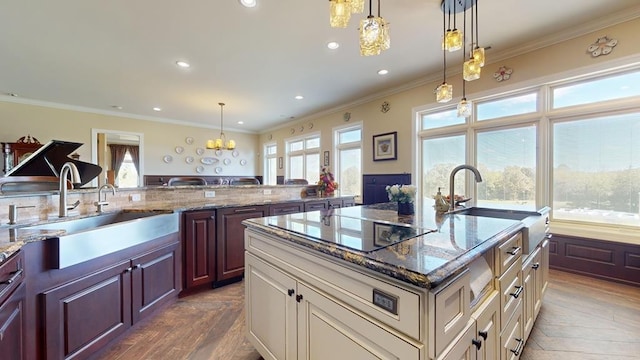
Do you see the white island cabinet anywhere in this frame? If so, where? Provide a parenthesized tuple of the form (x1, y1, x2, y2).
(244, 205, 549, 360)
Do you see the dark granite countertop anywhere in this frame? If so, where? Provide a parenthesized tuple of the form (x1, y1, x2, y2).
(243, 203, 524, 289)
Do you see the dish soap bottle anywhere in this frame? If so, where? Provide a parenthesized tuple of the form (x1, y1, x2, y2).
(434, 187, 449, 213)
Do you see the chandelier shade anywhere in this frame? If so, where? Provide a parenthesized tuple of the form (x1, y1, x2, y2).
(463, 58, 481, 81)
(358, 0, 389, 56)
(330, 0, 351, 28)
(350, 0, 365, 14)
(435, 83, 453, 103)
(206, 102, 236, 151)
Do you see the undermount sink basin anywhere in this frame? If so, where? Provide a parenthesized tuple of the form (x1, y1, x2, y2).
(21, 211, 179, 269)
(451, 207, 551, 254)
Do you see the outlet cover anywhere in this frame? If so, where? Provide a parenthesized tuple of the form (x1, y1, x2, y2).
(263, 189, 272, 195)
(204, 191, 216, 198)
(129, 194, 141, 202)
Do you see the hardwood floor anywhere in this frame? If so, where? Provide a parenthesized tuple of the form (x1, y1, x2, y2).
(97, 270, 640, 360)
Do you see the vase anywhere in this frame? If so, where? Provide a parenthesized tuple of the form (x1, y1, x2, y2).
(397, 201, 414, 215)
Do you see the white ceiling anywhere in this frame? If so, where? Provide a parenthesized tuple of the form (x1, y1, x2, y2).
(1, 1, 639, 133)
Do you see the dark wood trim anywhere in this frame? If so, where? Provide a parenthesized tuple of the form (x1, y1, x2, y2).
(549, 234, 640, 287)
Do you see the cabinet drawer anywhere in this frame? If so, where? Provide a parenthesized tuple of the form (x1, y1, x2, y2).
(500, 301, 524, 360)
(0, 251, 24, 305)
(430, 271, 471, 359)
(269, 202, 304, 215)
(496, 232, 522, 275)
(498, 260, 522, 331)
(246, 230, 421, 340)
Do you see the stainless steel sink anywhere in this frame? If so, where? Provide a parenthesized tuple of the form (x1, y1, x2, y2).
(21, 211, 179, 269)
(451, 207, 550, 254)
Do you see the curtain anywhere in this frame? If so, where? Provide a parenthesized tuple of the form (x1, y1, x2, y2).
(127, 145, 140, 174)
(109, 144, 129, 178)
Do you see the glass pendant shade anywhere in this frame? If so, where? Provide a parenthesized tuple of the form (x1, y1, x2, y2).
(435, 82, 453, 103)
(473, 47, 485, 67)
(350, 0, 364, 14)
(359, 16, 383, 56)
(463, 58, 481, 81)
(457, 98, 472, 117)
(330, 0, 351, 28)
(379, 20, 390, 51)
(444, 29, 463, 52)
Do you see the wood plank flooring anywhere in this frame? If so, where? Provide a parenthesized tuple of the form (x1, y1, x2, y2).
(97, 270, 640, 360)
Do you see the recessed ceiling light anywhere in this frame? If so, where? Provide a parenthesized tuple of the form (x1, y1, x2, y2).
(327, 41, 340, 50)
(377, 69, 389, 75)
(294, 95, 304, 100)
(239, 0, 256, 8)
(237, 121, 244, 125)
(153, 107, 162, 112)
(111, 105, 123, 110)
(176, 61, 190, 68)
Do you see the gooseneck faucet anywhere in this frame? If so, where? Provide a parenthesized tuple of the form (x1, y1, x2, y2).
(59, 162, 82, 217)
(449, 164, 483, 211)
(95, 184, 116, 213)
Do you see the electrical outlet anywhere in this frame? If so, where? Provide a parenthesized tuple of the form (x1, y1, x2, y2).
(263, 189, 272, 195)
(129, 194, 141, 202)
(204, 191, 216, 198)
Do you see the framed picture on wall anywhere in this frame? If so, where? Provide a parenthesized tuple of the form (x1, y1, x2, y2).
(373, 131, 397, 161)
(278, 156, 283, 169)
(324, 151, 330, 166)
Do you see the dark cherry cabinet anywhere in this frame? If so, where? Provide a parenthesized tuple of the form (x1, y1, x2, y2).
(268, 201, 304, 215)
(304, 200, 328, 211)
(0, 252, 26, 360)
(363, 174, 411, 205)
(216, 205, 267, 282)
(183, 210, 217, 289)
(39, 240, 180, 360)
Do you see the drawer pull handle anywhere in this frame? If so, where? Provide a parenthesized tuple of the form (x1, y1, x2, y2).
(532, 263, 540, 270)
(124, 267, 133, 273)
(296, 294, 303, 303)
(235, 208, 257, 213)
(288, 289, 295, 296)
(510, 285, 523, 299)
(546, 233, 553, 239)
(507, 246, 521, 256)
(2, 269, 23, 285)
(472, 339, 482, 350)
(478, 331, 488, 340)
(510, 338, 524, 356)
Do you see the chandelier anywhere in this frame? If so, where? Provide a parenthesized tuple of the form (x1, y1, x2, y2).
(206, 102, 236, 151)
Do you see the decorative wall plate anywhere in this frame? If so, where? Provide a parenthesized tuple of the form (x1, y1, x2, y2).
(175, 146, 184, 154)
(185, 156, 194, 164)
(232, 150, 239, 157)
(215, 166, 222, 174)
(240, 159, 247, 166)
(215, 150, 223, 157)
(196, 148, 204, 155)
(200, 157, 218, 165)
(223, 158, 231, 165)
(195, 165, 204, 173)
(163, 155, 173, 163)
(185, 137, 194, 145)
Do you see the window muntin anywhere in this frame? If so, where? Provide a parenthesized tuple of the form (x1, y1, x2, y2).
(552, 70, 640, 109)
(552, 113, 640, 227)
(476, 126, 537, 210)
(476, 92, 537, 121)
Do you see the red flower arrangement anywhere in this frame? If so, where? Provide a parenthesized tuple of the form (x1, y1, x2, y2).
(317, 167, 339, 195)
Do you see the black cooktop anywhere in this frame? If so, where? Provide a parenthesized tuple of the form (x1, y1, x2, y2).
(267, 212, 431, 252)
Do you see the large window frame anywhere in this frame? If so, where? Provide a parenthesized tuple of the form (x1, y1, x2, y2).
(334, 122, 363, 202)
(285, 132, 321, 183)
(263, 142, 277, 185)
(414, 61, 640, 241)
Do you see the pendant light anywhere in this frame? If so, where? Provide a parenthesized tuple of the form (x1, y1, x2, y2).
(463, 0, 481, 81)
(458, 9, 472, 117)
(329, 0, 351, 28)
(350, 0, 364, 14)
(359, 0, 389, 56)
(435, 7, 452, 103)
(472, 0, 485, 67)
(206, 102, 236, 151)
(443, 1, 462, 52)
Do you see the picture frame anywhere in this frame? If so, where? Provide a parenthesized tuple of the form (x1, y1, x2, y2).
(373, 131, 397, 161)
(373, 222, 394, 247)
(323, 151, 330, 166)
(278, 156, 283, 169)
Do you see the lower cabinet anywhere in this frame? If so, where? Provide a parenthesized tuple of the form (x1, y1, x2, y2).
(41, 241, 180, 360)
(183, 210, 217, 289)
(217, 205, 267, 281)
(269, 202, 304, 215)
(245, 253, 419, 360)
(522, 238, 549, 341)
(0, 251, 26, 360)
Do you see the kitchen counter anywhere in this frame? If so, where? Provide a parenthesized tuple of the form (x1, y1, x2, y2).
(243, 202, 524, 289)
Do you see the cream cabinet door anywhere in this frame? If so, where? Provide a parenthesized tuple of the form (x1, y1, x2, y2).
(474, 291, 500, 360)
(245, 253, 298, 360)
(296, 283, 420, 360)
(437, 321, 477, 360)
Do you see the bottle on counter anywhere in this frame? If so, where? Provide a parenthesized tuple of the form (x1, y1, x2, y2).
(434, 187, 450, 213)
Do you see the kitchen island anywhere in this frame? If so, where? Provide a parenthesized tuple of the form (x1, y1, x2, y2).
(243, 203, 550, 360)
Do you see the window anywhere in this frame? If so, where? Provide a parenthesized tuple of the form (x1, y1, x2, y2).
(286, 134, 320, 183)
(117, 151, 138, 188)
(335, 124, 362, 200)
(417, 66, 640, 232)
(264, 143, 277, 185)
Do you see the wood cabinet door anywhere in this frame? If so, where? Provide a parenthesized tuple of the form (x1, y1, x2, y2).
(131, 241, 180, 324)
(474, 291, 499, 360)
(269, 202, 304, 216)
(217, 205, 267, 281)
(245, 253, 297, 360)
(183, 211, 217, 288)
(42, 260, 132, 360)
(297, 283, 420, 360)
(0, 283, 26, 360)
(521, 247, 539, 340)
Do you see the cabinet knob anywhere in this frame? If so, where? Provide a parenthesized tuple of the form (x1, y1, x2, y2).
(472, 339, 482, 350)
(288, 289, 295, 297)
(296, 294, 303, 303)
(478, 331, 488, 340)
(532, 263, 540, 270)
(124, 267, 133, 273)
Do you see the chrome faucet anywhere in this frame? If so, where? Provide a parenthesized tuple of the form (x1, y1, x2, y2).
(59, 162, 81, 217)
(95, 184, 116, 213)
(449, 164, 483, 211)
